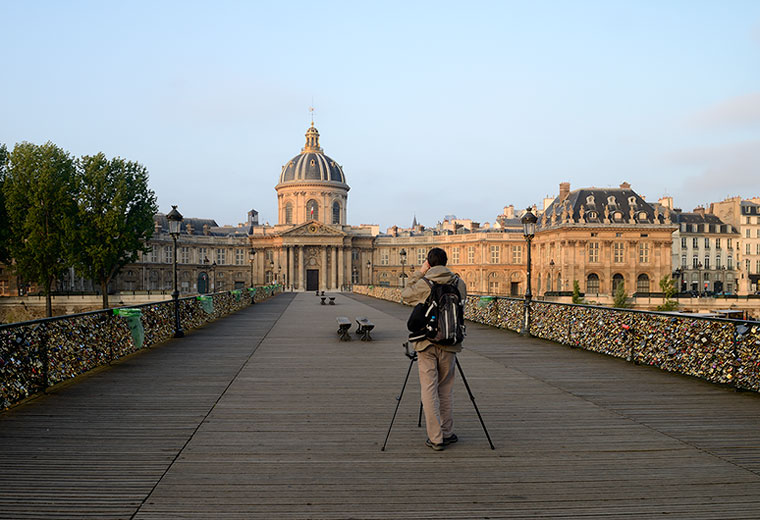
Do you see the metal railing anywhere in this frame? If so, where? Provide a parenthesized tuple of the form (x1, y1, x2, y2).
(0, 285, 282, 410)
(353, 285, 760, 392)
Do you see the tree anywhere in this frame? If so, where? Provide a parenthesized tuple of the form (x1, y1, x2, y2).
(613, 282, 630, 309)
(72, 153, 158, 309)
(0, 144, 10, 264)
(571, 279, 584, 304)
(4, 142, 78, 317)
(656, 276, 679, 312)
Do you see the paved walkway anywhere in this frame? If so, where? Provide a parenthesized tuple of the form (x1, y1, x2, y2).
(2, 292, 760, 519)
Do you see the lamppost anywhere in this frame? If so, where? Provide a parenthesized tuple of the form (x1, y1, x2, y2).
(697, 261, 703, 297)
(277, 264, 282, 285)
(248, 249, 256, 304)
(249, 249, 256, 288)
(399, 248, 407, 287)
(549, 259, 555, 294)
(367, 259, 372, 285)
(521, 207, 537, 336)
(269, 260, 274, 284)
(211, 261, 217, 293)
(166, 205, 184, 338)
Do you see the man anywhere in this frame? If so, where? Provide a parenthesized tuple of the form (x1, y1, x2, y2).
(401, 247, 467, 451)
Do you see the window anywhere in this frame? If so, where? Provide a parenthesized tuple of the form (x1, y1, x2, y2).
(180, 247, 190, 264)
(716, 256, 721, 268)
(452, 247, 460, 264)
(417, 248, 426, 266)
(512, 245, 522, 264)
(306, 199, 319, 220)
(747, 243, 751, 255)
(757, 243, 760, 254)
(546, 274, 552, 291)
(0, 280, 7, 296)
(704, 257, 710, 269)
(747, 229, 751, 238)
(728, 256, 733, 269)
(612, 274, 625, 293)
(613, 243, 624, 263)
(728, 239, 733, 249)
(693, 255, 699, 268)
(380, 250, 389, 265)
(586, 273, 600, 294)
(588, 242, 599, 262)
(235, 249, 245, 265)
(332, 201, 340, 225)
(705, 238, 710, 248)
(681, 255, 687, 268)
(216, 248, 226, 265)
(285, 203, 293, 224)
(636, 274, 650, 293)
(490, 245, 500, 264)
(756, 260, 760, 274)
(639, 243, 650, 263)
(467, 246, 475, 264)
(488, 281, 499, 294)
(681, 237, 686, 248)
(164, 246, 172, 264)
(716, 238, 721, 250)
(692, 237, 699, 248)
(198, 247, 208, 264)
(148, 247, 158, 263)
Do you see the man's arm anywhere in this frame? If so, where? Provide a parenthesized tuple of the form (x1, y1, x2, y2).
(401, 260, 431, 305)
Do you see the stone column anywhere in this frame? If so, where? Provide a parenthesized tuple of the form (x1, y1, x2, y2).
(338, 247, 344, 291)
(288, 246, 294, 290)
(331, 247, 337, 290)
(319, 246, 330, 291)
(298, 246, 304, 291)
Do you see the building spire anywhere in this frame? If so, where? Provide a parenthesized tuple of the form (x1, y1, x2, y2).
(412, 214, 418, 227)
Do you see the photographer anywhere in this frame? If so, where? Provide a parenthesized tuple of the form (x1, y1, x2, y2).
(401, 247, 467, 451)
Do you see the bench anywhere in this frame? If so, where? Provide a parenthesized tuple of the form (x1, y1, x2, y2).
(320, 297, 327, 305)
(336, 317, 352, 341)
(355, 316, 375, 341)
(329, 297, 335, 305)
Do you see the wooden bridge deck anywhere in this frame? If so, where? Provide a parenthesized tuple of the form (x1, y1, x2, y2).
(2, 292, 760, 519)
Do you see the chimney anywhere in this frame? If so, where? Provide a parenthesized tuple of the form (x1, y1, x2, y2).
(203, 223, 211, 235)
(559, 182, 570, 203)
(658, 196, 673, 209)
(503, 205, 515, 219)
(620, 181, 631, 189)
(693, 206, 705, 216)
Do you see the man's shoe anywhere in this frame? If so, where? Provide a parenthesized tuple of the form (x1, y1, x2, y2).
(443, 434, 458, 445)
(425, 438, 444, 451)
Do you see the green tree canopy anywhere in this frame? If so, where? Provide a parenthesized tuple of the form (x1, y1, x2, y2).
(73, 153, 158, 309)
(613, 282, 630, 309)
(4, 142, 78, 316)
(571, 279, 584, 304)
(0, 144, 10, 264)
(656, 275, 679, 312)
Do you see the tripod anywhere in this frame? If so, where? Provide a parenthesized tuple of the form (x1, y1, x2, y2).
(381, 343, 495, 451)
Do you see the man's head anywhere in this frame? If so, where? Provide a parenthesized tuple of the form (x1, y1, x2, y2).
(427, 247, 448, 267)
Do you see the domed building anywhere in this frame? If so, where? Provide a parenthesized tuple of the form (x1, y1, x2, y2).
(248, 123, 376, 292)
(276, 123, 349, 226)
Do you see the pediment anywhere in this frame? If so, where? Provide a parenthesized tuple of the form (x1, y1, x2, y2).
(280, 220, 346, 237)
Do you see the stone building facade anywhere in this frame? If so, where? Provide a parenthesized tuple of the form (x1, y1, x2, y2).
(709, 196, 760, 294)
(532, 182, 677, 298)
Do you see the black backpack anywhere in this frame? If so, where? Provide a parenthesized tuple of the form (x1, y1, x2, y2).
(407, 276, 465, 346)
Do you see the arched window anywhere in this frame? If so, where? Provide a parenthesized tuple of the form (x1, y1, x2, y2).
(586, 273, 600, 294)
(285, 202, 293, 224)
(332, 201, 341, 225)
(546, 274, 552, 291)
(306, 199, 319, 221)
(636, 273, 650, 293)
(612, 273, 625, 293)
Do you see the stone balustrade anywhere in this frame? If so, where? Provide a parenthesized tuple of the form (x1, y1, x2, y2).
(0, 285, 282, 410)
(353, 285, 760, 392)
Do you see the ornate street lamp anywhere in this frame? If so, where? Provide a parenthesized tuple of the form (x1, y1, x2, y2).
(521, 207, 538, 336)
(249, 248, 256, 304)
(277, 264, 282, 285)
(697, 261, 703, 296)
(211, 261, 217, 293)
(549, 259, 555, 294)
(166, 205, 184, 338)
(673, 267, 682, 301)
(367, 259, 372, 285)
(399, 248, 407, 287)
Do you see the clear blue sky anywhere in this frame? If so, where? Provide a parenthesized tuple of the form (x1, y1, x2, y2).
(2, 1, 759, 229)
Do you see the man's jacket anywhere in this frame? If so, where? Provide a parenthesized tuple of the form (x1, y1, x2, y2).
(401, 265, 467, 353)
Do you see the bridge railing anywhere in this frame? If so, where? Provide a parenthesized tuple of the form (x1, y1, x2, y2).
(353, 285, 760, 392)
(0, 285, 282, 410)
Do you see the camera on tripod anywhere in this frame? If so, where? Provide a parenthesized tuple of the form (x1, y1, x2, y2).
(402, 341, 417, 360)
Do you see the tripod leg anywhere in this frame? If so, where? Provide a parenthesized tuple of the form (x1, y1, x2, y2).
(456, 358, 495, 450)
(418, 401, 423, 428)
(381, 356, 416, 451)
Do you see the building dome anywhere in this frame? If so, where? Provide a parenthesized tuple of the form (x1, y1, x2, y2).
(278, 123, 347, 185)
